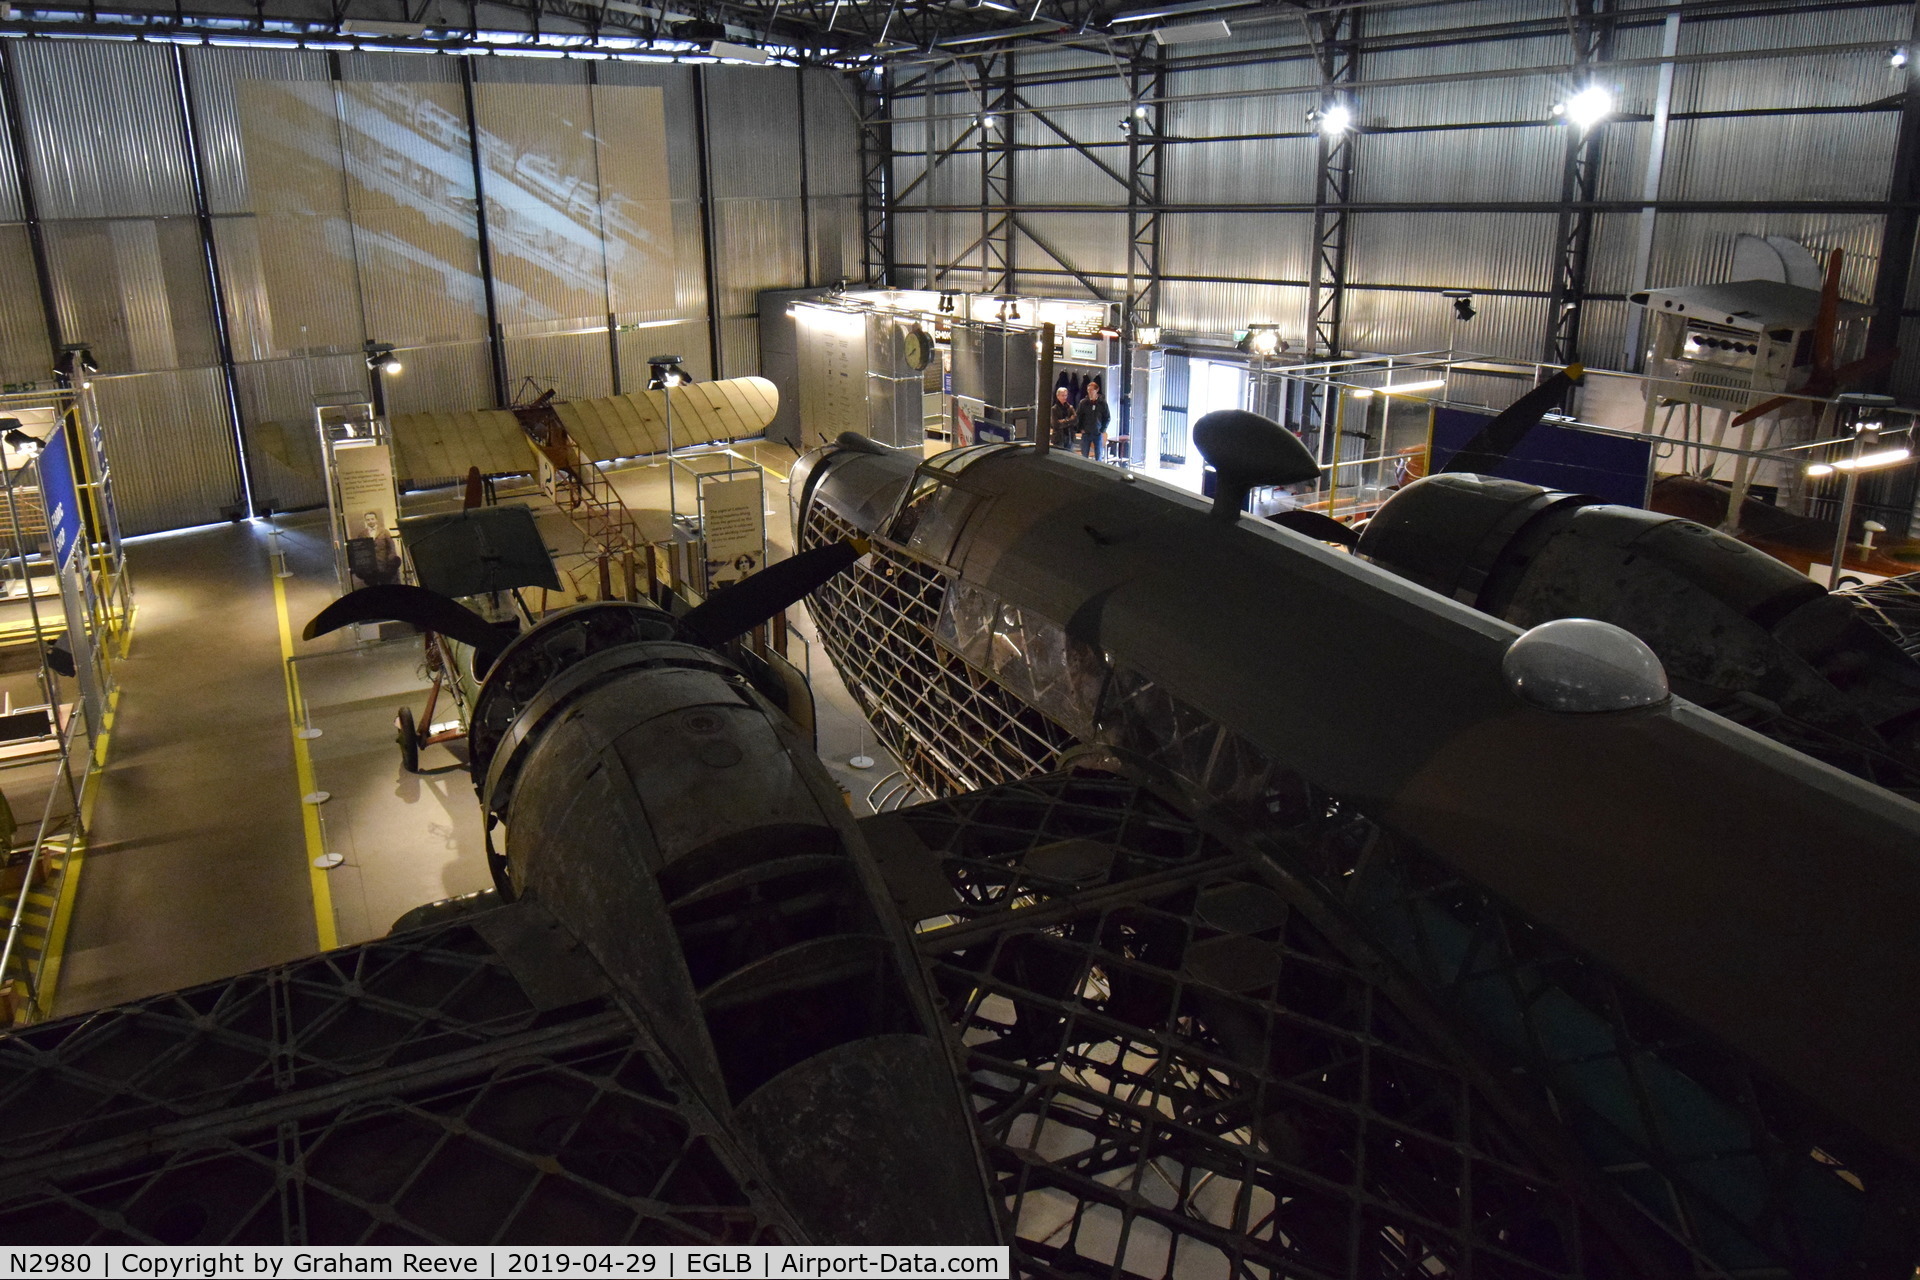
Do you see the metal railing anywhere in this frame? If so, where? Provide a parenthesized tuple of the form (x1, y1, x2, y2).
(0, 701, 88, 1021)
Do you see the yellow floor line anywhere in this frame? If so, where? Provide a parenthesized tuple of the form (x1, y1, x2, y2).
(273, 571, 338, 952)
(36, 685, 121, 1016)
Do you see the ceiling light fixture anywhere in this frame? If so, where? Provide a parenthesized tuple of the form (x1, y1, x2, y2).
(709, 39, 770, 62)
(1807, 447, 1912, 476)
(1152, 18, 1231, 43)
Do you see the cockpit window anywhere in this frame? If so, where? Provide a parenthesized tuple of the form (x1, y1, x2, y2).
(887, 470, 984, 564)
(922, 442, 1021, 475)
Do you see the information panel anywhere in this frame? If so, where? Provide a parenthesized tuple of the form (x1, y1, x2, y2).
(701, 475, 766, 590)
(38, 428, 83, 572)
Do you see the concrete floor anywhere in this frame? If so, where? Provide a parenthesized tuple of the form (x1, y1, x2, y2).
(51, 436, 906, 1009)
(53, 524, 315, 1015)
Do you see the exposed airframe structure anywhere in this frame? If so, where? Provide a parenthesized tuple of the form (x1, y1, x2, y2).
(791, 433, 1920, 1275)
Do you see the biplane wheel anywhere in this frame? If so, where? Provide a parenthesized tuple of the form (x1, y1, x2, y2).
(396, 705, 420, 775)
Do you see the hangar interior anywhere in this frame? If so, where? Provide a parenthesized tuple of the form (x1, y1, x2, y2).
(0, 0, 1911, 1272)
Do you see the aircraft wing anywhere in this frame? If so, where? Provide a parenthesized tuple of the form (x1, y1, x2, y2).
(387, 378, 780, 485)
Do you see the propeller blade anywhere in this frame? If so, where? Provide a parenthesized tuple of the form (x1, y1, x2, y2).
(462, 466, 485, 511)
(303, 584, 514, 665)
(1729, 393, 1796, 429)
(1268, 509, 1359, 548)
(1728, 345, 1895, 429)
(1828, 345, 1899, 387)
(1810, 248, 1842, 379)
(1438, 364, 1584, 475)
(678, 539, 869, 647)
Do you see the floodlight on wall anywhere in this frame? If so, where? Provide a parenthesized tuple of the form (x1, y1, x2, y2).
(1442, 289, 1476, 321)
(1314, 102, 1352, 136)
(1133, 102, 1150, 118)
(1243, 324, 1283, 358)
(1553, 84, 1613, 130)
(647, 355, 692, 389)
(979, 113, 1000, 131)
(1894, 46, 1909, 68)
(365, 343, 402, 375)
(54, 345, 98, 383)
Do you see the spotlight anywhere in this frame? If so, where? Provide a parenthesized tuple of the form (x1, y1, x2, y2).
(1895, 47, 1909, 68)
(1442, 289, 1476, 321)
(1316, 102, 1352, 136)
(365, 342, 402, 375)
(1243, 324, 1283, 358)
(1556, 85, 1613, 130)
(53, 346, 98, 381)
(647, 354, 692, 390)
(979, 113, 999, 131)
(1133, 102, 1149, 118)
(2, 425, 40, 456)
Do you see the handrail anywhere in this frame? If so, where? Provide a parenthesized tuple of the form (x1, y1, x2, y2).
(0, 703, 85, 1012)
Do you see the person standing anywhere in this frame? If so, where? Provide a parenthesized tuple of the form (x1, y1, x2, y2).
(1075, 380, 1110, 458)
(1050, 386, 1077, 447)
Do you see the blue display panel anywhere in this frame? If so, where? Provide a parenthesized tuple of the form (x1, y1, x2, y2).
(1429, 406, 1653, 507)
(38, 428, 84, 569)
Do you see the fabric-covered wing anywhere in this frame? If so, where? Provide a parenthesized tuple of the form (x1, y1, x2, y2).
(389, 378, 780, 485)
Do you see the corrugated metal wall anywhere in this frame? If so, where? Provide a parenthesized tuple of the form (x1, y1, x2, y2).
(884, 1, 1920, 391)
(0, 43, 843, 532)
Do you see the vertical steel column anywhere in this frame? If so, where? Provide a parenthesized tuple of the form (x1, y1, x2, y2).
(585, 61, 622, 397)
(1621, 10, 1680, 370)
(1545, 0, 1614, 366)
(978, 53, 1015, 294)
(171, 47, 254, 518)
(797, 68, 815, 287)
(0, 45, 64, 373)
(460, 58, 511, 407)
(1306, 9, 1359, 360)
(692, 66, 726, 379)
(1123, 47, 1166, 464)
(858, 67, 893, 287)
(1124, 47, 1166, 332)
(1867, 0, 1920, 378)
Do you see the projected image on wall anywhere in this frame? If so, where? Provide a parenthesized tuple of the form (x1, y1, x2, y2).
(237, 79, 675, 361)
